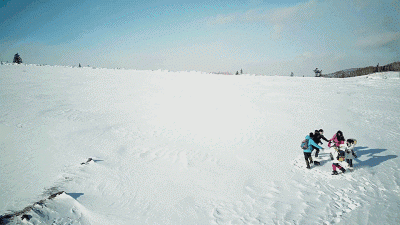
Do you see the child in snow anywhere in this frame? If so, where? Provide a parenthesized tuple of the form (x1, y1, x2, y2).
(328, 130, 345, 148)
(303, 133, 324, 169)
(331, 144, 347, 175)
(345, 139, 357, 168)
(312, 129, 330, 157)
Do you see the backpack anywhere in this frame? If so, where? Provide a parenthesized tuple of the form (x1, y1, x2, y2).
(337, 150, 346, 161)
(301, 139, 309, 150)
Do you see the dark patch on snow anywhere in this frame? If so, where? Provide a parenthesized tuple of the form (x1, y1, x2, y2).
(48, 191, 65, 199)
(81, 157, 93, 165)
(81, 157, 103, 164)
(0, 191, 65, 224)
(21, 214, 32, 221)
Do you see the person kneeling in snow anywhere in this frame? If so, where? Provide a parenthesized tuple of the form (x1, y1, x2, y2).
(331, 144, 347, 175)
(304, 133, 324, 169)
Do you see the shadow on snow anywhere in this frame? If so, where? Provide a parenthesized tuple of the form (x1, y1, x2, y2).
(354, 146, 398, 168)
(66, 193, 84, 200)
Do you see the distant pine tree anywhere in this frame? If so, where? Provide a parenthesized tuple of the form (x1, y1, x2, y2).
(13, 53, 22, 64)
(79, 63, 81, 67)
(236, 71, 239, 75)
(240, 69, 243, 74)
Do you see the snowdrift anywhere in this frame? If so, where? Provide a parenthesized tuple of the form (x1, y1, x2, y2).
(0, 191, 106, 225)
(364, 71, 400, 79)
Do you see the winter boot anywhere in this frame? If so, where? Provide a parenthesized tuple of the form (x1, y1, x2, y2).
(340, 168, 346, 173)
(305, 160, 311, 169)
(348, 160, 353, 167)
(314, 161, 320, 166)
(332, 170, 338, 175)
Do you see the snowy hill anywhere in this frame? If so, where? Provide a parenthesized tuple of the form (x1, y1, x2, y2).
(1, 64, 400, 224)
(322, 62, 400, 78)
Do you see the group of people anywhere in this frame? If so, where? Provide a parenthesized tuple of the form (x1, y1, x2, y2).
(302, 129, 357, 175)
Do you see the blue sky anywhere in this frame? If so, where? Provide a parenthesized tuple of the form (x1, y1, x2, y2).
(1, 0, 399, 75)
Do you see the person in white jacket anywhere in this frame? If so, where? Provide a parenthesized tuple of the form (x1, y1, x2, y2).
(345, 139, 357, 168)
(331, 145, 347, 175)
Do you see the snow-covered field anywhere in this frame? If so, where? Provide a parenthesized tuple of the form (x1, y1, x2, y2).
(1, 64, 400, 224)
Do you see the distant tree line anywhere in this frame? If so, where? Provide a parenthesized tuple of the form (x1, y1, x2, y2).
(212, 69, 243, 75)
(235, 69, 243, 75)
(374, 62, 400, 73)
(212, 71, 232, 75)
(320, 62, 400, 78)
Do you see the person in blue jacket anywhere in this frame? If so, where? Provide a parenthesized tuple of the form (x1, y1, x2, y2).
(304, 133, 324, 169)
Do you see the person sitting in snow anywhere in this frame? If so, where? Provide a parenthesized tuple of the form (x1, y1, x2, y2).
(345, 139, 357, 168)
(328, 130, 345, 148)
(303, 133, 324, 169)
(312, 129, 329, 157)
(331, 144, 347, 175)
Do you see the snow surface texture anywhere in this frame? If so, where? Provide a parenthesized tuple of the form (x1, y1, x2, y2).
(1, 64, 400, 224)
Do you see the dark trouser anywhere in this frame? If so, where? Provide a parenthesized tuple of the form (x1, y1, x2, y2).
(304, 152, 313, 167)
(346, 159, 353, 167)
(312, 146, 320, 157)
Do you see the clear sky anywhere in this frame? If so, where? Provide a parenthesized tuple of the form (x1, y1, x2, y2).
(1, 0, 399, 76)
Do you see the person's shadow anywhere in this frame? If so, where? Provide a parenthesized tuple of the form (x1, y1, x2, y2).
(354, 146, 397, 168)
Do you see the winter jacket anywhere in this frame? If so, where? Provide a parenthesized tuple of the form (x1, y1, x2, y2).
(313, 134, 329, 145)
(328, 134, 345, 147)
(304, 135, 323, 153)
(345, 144, 356, 160)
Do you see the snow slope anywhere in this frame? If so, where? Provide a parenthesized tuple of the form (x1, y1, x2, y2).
(1, 64, 400, 224)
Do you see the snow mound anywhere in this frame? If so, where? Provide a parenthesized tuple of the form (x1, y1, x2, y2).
(0, 192, 104, 225)
(364, 71, 400, 79)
